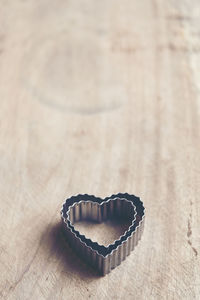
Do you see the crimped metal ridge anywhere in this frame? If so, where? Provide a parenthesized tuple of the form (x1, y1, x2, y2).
(61, 194, 145, 254)
(66, 198, 137, 248)
(61, 193, 145, 275)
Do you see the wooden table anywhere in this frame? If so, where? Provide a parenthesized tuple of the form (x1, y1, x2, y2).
(0, 1, 200, 299)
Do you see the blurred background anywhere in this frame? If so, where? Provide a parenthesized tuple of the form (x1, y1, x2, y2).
(0, 1, 200, 299)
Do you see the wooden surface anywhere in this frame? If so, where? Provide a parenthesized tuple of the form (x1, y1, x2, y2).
(0, 0, 200, 299)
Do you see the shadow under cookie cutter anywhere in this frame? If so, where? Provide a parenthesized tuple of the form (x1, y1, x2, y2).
(61, 193, 145, 275)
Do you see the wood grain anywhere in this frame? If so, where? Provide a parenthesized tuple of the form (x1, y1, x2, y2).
(0, 0, 200, 299)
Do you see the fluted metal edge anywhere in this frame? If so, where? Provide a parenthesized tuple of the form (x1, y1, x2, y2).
(60, 193, 145, 275)
(66, 198, 137, 248)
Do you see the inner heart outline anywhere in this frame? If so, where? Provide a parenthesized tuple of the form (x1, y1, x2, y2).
(66, 197, 136, 249)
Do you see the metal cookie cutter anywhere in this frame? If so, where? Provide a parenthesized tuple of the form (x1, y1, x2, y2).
(61, 193, 145, 275)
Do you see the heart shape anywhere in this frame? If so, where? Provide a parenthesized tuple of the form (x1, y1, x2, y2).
(61, 193, 145, 275)
(66, 197, 136, 254)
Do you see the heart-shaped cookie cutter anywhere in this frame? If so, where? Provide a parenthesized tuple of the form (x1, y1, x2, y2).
(61, 193, 145, 275)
